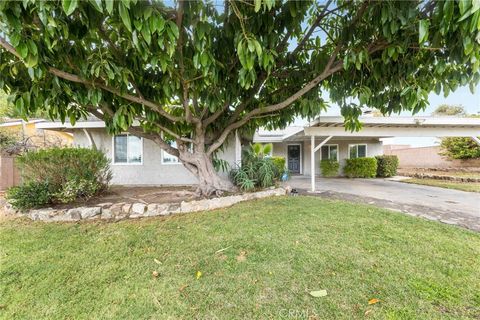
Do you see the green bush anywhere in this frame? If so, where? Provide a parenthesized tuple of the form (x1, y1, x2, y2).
(375, 155, 399, 177)
(320, 159, 339, 177)
(6, 181, 52, 210)
(16, 147, 112, 187)
(7, 147, 112, 210)
(271, 156, 286, 177)
(54, 179, 101, 203)
(440, 137, 480, 159)
(344, 157, 377, 178)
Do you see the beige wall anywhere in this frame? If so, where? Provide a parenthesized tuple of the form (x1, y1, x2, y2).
(385, 145, 480, 168)
(271, 138, 383, 176)
(73, 129, 239, 186)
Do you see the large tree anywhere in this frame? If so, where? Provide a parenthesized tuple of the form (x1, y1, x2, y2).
(0, 0, 479, 195)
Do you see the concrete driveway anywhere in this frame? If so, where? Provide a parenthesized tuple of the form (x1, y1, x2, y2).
(287, 176, 480, 232)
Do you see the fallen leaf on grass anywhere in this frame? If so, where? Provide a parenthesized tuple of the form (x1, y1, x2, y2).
(364, 309, 373, 316)
(236, 250, 247, 262)
(196, 271, 202, 279)
(179, 284, 188, 292)
(309, 290, 328, 297)
(154, 258, 162, 265)
(368, 298, 380, 305)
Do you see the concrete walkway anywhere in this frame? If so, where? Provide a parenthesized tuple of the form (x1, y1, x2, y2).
(286, 176, 480, 232)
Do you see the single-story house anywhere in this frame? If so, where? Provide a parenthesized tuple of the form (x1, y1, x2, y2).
(36, 116, 480, 190)
(36, 117, 242, 186)
(253, 116, 480, 191)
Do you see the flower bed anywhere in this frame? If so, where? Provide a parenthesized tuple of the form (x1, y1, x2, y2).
(3, 188, 287, 222)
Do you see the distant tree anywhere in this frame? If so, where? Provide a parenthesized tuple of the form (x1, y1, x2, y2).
(0, 90, 46, 119)
(432, 104, 467, 117)
(440, 137, 480, 160)
(433, 105, 480, 159)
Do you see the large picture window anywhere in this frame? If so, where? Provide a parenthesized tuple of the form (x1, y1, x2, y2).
(348, 144, 367, 159)
(320, 144, 338, 161)
(113, 134, 143, 164)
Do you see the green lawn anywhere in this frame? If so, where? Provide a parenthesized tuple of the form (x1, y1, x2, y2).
(1, 197, 480, 319)
(403, 178, 480, 193)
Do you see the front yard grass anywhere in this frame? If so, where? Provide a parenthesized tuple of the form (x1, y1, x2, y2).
(403, 178, 480, 193)
(1, 196, 479, 319)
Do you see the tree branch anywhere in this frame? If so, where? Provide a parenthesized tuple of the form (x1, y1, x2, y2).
(290, 0, 334, 56)
(207, 1, 373, 155)
(0, 36, 183, 123)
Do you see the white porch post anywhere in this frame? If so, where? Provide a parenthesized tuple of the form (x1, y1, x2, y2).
(472, 136, 480, 146)
(311, 135, 315, 192)
(310, 135, 334, 192)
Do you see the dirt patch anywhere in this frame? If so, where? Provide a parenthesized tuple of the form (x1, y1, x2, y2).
(30, 186, 200, 210)
(398, 168, 480, 182)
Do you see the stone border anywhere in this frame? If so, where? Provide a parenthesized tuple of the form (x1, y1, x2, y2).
(4, 188, 287, 222)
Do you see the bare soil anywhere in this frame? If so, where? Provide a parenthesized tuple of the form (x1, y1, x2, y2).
(68, 185, 200, 208)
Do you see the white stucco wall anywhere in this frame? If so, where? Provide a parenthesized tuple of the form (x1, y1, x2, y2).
(73, 129, 238, 185)
(271, 138, 383, 176)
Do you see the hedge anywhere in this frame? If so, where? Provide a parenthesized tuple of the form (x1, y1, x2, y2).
(320, 159, 339, 177)
(7, 147, 112, 210)
(375, 155, 399, 177)
(344, 157, 377, 178)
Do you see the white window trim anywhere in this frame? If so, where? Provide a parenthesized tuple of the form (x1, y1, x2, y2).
(348, 144, 368, 159)
(111, 134, 144, 165)
(287, 143, 302, 174)
(319, 144, 339, 161)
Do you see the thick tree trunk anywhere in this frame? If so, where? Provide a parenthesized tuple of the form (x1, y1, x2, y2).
(178, 148, 236, 197)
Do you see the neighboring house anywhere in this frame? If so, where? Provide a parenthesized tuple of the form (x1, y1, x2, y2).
(0, 119, 73, 147)
(36, 116, 480, 189)
(384, 145, 480, 168)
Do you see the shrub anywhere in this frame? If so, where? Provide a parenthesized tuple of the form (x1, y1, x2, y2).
(8, 147, 112, 210)
(6, 181, 52, 210)
(271, 156, 286, 177)
(344, 157, 377, 178)
(54, 179, 101, 203)
(440, 137, 480, 159)
(375, 155, 399, 177)
(320, 159, 339, 177)
(16, 147, 112, 188)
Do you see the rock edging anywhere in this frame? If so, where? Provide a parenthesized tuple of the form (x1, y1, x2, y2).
(5, 188, 287, 222)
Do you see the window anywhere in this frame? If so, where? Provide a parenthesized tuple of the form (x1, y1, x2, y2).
(321, 144, 338, 161)
(349, 144, 367, 159)
(113, 134, 142, 164)
(162, 140, 180, 164)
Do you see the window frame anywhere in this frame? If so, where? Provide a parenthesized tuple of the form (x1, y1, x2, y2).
(348, 144, 368, 159)
(320, 144, 339, 161)
(111, 134, 144, 165)
(161, 139, 182, 165)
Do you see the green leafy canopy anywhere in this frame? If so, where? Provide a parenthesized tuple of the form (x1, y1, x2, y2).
(0, 0, 479, 158)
